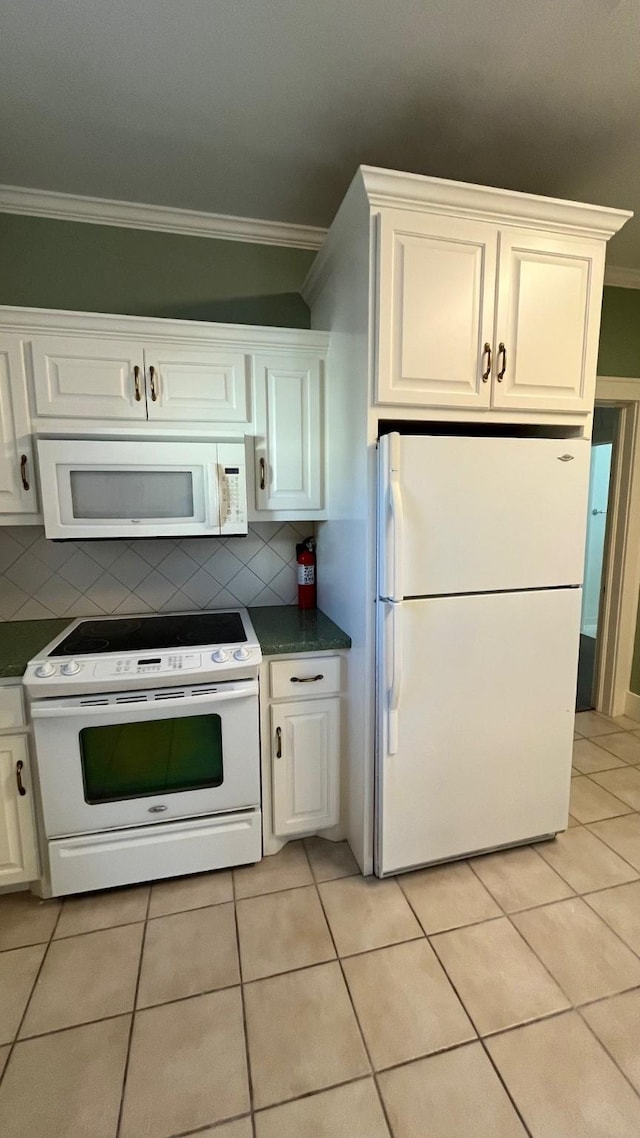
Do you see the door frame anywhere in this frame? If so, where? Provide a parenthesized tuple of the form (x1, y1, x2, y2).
(593, 377, 640, 717)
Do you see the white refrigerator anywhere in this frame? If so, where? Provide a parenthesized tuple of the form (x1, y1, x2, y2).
(376, 432, 590, 876)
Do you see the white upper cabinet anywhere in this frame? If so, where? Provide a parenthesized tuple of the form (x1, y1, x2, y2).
(376, 212, 605, 414)
(253, 354, 323, 512)
(492, 229, 604, 413)
(32, 338, 250, 424)
(31, 336, 147, 420)
(142, 345, 249, 423)
(377, 210, 497, 409)
(0, 336, 38, 515)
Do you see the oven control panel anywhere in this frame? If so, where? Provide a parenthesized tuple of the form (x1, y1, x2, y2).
(93, 652, 203, 679)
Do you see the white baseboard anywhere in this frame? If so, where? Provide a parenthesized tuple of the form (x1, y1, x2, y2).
(624, 690, 640, 722)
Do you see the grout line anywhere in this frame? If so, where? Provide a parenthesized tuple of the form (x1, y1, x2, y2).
(309, 857, 397, 1138)
(577, 1003, 640, 1103)
(114, 883, 152, 1138)
(232, 861, 257, 1138)
(0, 898, 64, 1090)
(397, 884, 535, 1138)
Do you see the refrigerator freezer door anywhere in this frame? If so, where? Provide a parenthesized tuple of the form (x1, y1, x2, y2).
(379, 434, 590, 598)
(376, 587, 581, 876)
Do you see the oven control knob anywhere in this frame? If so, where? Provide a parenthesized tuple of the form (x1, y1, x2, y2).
(211, 649, 229, 663)
(35, 662, 56, 678)
(234, 647, 250, 661)
(61, 660, 81, 676)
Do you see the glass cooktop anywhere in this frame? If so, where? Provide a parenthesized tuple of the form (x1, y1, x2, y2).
(50, 612, 248, 657)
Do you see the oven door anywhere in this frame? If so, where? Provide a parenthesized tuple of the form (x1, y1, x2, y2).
(30, 679, 260, 838)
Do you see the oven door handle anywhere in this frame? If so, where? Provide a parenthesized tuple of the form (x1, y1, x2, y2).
(29, 684, 258, 719)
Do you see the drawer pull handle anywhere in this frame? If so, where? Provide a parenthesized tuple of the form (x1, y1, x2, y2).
(133, 364, 142, 401)
(291, 674, 325, 683)
(275, 725, 282, 758)
(149, 366, 158, 401)
(16, 759, 26, 796)
(259, 457, 266, 491)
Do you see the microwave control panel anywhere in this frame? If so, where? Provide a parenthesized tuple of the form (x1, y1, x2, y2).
(217, 443, 247, 535)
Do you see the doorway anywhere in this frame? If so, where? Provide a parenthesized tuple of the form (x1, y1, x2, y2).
(576, 406, 620, 710)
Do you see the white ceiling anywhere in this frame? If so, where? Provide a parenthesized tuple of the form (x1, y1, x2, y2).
(2, 0, 640, 265)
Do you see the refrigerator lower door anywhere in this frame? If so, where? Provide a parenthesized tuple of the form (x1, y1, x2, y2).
(376, 587, 581, 876)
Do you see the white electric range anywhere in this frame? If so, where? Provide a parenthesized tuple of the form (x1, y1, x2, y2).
(24, 608, 263, 897)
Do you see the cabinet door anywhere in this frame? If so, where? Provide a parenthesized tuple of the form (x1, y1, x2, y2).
(271, 698, 339, 837)
(31, 336, 147, 419)
(144, 345, 249, 423)
(492, 228, 605, 413)
(376, 209, 497, 408)
(254, 355, 323, 511)
(0, 337, 38, 515)
(0, 735, 39, 886)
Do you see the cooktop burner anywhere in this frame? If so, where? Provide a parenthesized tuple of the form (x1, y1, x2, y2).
(50, 612, 248, 657)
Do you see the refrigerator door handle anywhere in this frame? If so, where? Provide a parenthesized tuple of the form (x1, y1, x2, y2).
(389, 433, 404, 603)
(388, 601, 402, 755)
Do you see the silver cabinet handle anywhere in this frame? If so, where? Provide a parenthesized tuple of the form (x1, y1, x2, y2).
(20, 454, 29, 491)
(149, 366, 158, 401)
(275, 725, 282, 758)
(481, 342, 492, 382)
(290, 674, 324, 684)
(497, 342, 507, 381)
(133, 364, 142, 401)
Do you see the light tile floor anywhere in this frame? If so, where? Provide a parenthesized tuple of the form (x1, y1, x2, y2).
(2, 712, 640, 1136)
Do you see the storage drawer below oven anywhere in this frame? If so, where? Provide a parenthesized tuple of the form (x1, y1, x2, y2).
(47, 809, 261, 896)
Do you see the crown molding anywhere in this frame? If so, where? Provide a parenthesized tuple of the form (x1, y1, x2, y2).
(360, 165, 632, 240)
(0, 305, 330, 353)
(604, 265, 640, 289)
(0, 184, 327, 251)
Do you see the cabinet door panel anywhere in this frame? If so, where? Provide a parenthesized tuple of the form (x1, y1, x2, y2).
(376, 209, 496, 408)
(0, 735, 39, 886)
(144, 346, 249, 423)
(31, 336, 146, 419)
(254, 355, 322, 511)
(271, 698, 339, 837)
(0, 337, 38, 514)
(493, 229, 604, 412)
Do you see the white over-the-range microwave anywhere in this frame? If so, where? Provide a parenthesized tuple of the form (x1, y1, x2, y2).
(36, 438, 248, 539)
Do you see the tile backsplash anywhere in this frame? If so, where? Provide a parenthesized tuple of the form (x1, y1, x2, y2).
(0, 522, 313, 621)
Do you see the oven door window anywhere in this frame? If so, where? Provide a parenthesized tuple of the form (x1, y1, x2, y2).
(80, 714, 223, 803)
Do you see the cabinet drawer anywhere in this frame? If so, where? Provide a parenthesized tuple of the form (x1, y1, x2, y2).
(270, 656, 341, 699)
(0, 685, 25, 729)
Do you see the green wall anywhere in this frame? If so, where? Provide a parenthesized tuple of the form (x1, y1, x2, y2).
(598, 287, 640, 377)
(0, 213, 314, 327)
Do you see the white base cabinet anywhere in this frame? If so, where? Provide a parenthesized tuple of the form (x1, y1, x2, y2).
(271, 698, 339, 837)
(261, 652, 343, 853)
(0, 687, 39, 887)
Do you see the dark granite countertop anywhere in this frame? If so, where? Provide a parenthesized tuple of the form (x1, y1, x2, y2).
(248, 606, 351, 655)
(0, 619, 71, 679)
(0, 607, 350, 680)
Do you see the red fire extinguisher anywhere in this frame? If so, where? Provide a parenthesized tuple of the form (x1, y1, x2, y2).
(296, 536, 317, 610)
